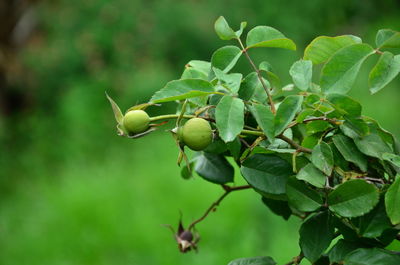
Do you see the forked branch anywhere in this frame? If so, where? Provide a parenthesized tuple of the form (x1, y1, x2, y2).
(187, 184, 252, 230)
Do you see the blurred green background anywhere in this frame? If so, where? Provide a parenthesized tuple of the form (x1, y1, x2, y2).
(0, 0, 399, 264)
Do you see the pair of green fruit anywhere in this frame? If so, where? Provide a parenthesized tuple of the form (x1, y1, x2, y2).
(122, 110, 212, 151)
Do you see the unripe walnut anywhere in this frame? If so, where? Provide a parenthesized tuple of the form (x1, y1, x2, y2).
(122, 110, 150, 134)
(181, 118, 213, 151)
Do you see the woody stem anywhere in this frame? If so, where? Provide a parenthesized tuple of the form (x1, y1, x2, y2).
(237, 38, 276, 114)
(188, 184, 251, 230)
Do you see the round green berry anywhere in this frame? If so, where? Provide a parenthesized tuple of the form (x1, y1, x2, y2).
(181, 118, 213, 151)
(122, 110, 150, 134)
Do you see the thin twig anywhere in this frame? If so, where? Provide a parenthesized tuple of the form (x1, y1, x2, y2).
(239, 137, 251, 148)
(237, 38, 276, 114)
(241, 129, 264, 137)
(187, 184, 252, 230)
(303, 117, 341, 125)
(359, 176, 386, 184)
(292, 150, 300, 173)
(150, 114, 313, 154)
(240, 136, 266, 162)
(277, 134, 312, 154)
(288, 116, 342, 128)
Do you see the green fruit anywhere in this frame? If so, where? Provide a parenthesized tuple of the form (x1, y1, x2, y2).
(181, 118, 213, 151)
(122, 110, 150, 134)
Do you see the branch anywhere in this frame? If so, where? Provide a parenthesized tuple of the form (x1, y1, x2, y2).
(288, 116, 342, 129)
(150, 114, 195, 122)
(150, 114, 215, 123)
(241, 129, 264, 137)
(150, 114, 313, 154)
(187, 184, 252, 230)
(277, 134, 312, 154)
(359, 176, 386, 184)
(284, 252, 304, 265)
(303, 117, 342, 125)
(237, 38, 276, 114)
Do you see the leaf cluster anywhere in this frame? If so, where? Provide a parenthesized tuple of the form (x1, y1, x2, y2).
(108, 17, 400, 264)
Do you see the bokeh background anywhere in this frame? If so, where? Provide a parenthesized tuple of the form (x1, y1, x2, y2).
(0, 1, 399, 264)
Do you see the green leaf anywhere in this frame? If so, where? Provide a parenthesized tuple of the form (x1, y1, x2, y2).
(268, 128, 293, 150)
(274, 95, 303, 136)
(328, 240, 360, 264)
(304, 35, 361, 64)
(213, 68, 243, 94)
(376, 29, 400, 49)
(286, 178, 323, 212)
(239, 72, 261, 101)
(261, 197, 292, 220)
(185, 60, 211, 74)
(105, 92, 124, 124)
(235, 21, 247, 38)
(238, 72, 269, 103)
(194, 152, 234, 184)
(355, 197, 392, 238)
(304, 93, 321, 105)
(289, 60, 312, 91)
(299, 211, 334, 263)
(204, 137, 228, 154)
(328, 179, 379, 218)
(249, 103, 275, 142)
(330, 142, 350, 170)
(302, 134, 320, 149)
(259, 61, 281, 89)
(305, 120, 331, 135)
(379, 229, 400, 246)
(382, 153, 400, 167)
(227, 137, 242, 160)
(281, 84, 295, 92)
(215, 96, 245, 142)
(151, 79, 217, 104)
(240, 154, 293, 195)
(320, 43, 374, 94)
(181, 67, 209, 80)
(311, 142, 334, 175)
(332, 135, 368, 172)
(181, 60, 211, 80)
(246, 26, 296, 50)
(344, 248, 400, 265)
(227, 256, 276, 265)
(181, 162, 194, 179)
(354, 133, 392, 159)
(369, 52, 400, 94)
(365, 117, 400, 154)
(332, 216, 359, 242)
(385, 175, 400, 225)
(314, 255, 330, 265)
(211, 46, 242, 73)
(214, 16, 236, 40)
(340, 117, 370, 138)
(296, 108, 315, 123)
(296, 163, 326, 188)
(125, 102, 155, 112)
(327, 93, 362, 117)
